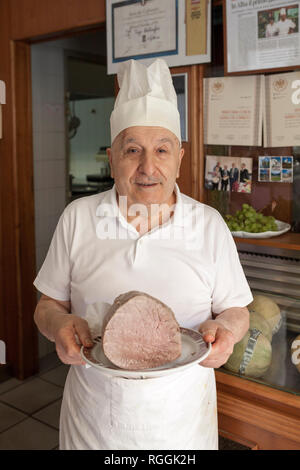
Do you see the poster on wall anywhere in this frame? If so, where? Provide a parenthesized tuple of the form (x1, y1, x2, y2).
(203, 75, 263, 146)
(258, 156, 294, 182)
(205, 155, 253, 193)
(225, 0, 300, 74)
(264, 71, 300, 147)
(106, 0, 211, 75)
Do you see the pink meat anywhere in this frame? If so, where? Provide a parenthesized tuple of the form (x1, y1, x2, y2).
(102, 291, 182, 370)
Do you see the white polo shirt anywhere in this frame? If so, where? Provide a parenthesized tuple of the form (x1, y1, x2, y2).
(34, 185, 253, 329)
(276, 18, 296, 35)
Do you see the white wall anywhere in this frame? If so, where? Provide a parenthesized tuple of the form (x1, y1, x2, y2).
(31, 42, 67, 358)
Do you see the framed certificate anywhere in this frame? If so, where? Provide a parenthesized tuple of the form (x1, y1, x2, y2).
(111, 0, 178, 63)
(225, 0, 300, 74)
(106, 0, 211, 74)
(203, 75, 263, 146)
(264, 71, 300, 147)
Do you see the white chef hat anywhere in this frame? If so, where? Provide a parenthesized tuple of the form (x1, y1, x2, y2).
(110, 59, 181, 144)
(280, 7, 286, 15)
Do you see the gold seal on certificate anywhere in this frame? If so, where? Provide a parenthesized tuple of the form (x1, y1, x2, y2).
(203, 75, 263, 146)
(264, 71, 300, 147)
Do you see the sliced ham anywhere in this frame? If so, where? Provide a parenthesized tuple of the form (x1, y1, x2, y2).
(102, 291, 182, 370)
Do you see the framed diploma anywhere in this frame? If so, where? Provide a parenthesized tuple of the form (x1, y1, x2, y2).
(106, 0, 211, 75)
(111, 0, 178, 63)
(203, 75, 263, 146)
(225, 0, 300, 74)
(264, 71, 300, 147)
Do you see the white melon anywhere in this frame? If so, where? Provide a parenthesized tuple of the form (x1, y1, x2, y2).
(248, 295, 282, 335)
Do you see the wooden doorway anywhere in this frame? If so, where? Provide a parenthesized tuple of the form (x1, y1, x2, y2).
(0, 0, 107, 379)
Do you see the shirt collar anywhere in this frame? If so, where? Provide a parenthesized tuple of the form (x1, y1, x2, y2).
(96, 183, 185, 228)
(95, 185, 119, 218)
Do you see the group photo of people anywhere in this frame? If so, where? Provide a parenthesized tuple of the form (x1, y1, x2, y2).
(258, 5, 299, 39)
(205, 155, 253, 193)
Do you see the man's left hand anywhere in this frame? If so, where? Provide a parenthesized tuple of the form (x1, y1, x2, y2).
(198, 320, 235, 368)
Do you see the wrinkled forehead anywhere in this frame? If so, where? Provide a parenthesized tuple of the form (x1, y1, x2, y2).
(113, 126, 180, 150)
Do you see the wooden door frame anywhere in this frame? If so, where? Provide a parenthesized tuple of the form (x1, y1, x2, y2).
(0, 0, 107, 379)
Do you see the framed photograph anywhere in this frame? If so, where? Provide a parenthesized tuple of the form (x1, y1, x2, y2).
(259, 168, 270, 181)
(106, 0, 211, 75)
(205, 155, 253, 193)
(224, 0, 300, 74)
(271, 157, 282, 181)
(282, 168, 293, 181)
(258, 155, 294, 182)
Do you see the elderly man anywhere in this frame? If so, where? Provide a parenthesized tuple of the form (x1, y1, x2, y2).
(229, 162, 239, 191)
(33, 59, 252, 450)
(276, 7, 296, 35)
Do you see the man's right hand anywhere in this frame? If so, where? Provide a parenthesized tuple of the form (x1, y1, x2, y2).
(52, 314, 94, 365)
(34, 295, 94, 366)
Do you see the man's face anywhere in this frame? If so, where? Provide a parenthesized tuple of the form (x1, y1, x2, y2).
(107, 126, 184, 208)
(281, 13, 286, 20)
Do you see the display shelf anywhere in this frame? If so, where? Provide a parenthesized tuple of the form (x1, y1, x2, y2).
(216, 369, 300, 450)
(219, 327, 300, 398)
(234, 232, 300, 251)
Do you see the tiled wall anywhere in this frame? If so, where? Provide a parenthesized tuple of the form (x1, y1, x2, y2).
(31, 43, 67, 357)
(31, 43, 67, 272)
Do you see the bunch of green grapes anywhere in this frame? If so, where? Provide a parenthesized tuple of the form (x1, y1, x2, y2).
(225, 204, 278, 233)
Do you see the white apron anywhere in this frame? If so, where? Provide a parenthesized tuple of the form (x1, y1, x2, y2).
(59, 362, 218, 450)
